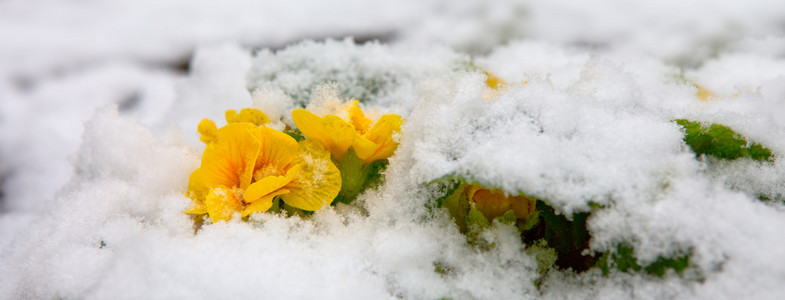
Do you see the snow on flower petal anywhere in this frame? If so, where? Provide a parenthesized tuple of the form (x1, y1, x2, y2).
(244, 164, 300, 203)
(226, 108, 271, 126)
(359, 114, 403, 164)
(186, 108, 342, 221)
(280, 140, 342, 211)
(292, 108, 359, 160)
(205, 186, 244, 222)
(347, 100, 372, 134)
(485, 71, 506, 89)
(188, 123, 261, 203)
(292, 100, 402, 164)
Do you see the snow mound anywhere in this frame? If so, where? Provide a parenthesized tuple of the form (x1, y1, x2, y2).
(246, 38, 469, 114)
(4, 35, 785, 299)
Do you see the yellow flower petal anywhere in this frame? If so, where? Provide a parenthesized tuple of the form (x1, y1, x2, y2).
(467, 185, 536, 221)
(508, 194, 536, 219)
(204, 186, 244, 222)
(241, 189, 291, 217)
(185, 202, 208, 215)
(348, 100, 372, 134)
(696, 84, 717, 101)
(225, 108, 271, 126)
(187, 123, 261, 202)
(292, 109, 357, 160)
(252, 127, 299, 175)
(281, 140, 341, 211)
(352, 137, 378, 160)
(187, 168, 211, 202)
(468, 187, 510, 221)
(197, 119, 218, 144)
(244, 164, 300, 203)
(359, 114, 403, 164)
(486, 72, 506, 89)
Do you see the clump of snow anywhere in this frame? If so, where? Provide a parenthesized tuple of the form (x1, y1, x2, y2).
(250, 88, 295, 131)
(246, 38, 469, 114)
(476, 40, 589, 89)
(0, 63, 178, 213)
(398, 40, 785, 298)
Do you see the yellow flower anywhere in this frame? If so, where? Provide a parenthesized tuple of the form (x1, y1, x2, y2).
(486, 71, 507, 89)
(466, 184, 536, 221)
(197, 108, 270, 144)
(695, 84, 718, 101)
(482, 71, 528, 101)
(292, 100, 403, 164)
(186, 109, 341, 221)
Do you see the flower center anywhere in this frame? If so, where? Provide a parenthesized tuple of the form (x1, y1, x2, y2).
(253, 165, 284, 181)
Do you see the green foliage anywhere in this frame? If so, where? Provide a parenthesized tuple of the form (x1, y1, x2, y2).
(596, 243, 691, 277)
(432, 179, 462, 209)
(518, 210, 540, 232)
(465, 204, 493, 246)
(644, 253, 690, 277)
(433, 261, 454, 276)
(433, 178, 537, 247)
(522, 202, 596, 272)
(283, 129, 305, 142)
(525, 239, 558, 288)
(428, 176, 693, 282)
(333, 148, 388, 205)
(250, 196, 313, 218)
(497, 210, 518, 226)
(437, 181, 467, 231)
(252, 61, 402, 105)
(675, 119, 772, 161)
(454, 60, 483, 73)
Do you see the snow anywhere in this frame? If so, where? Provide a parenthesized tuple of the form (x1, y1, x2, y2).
(3, 0, 785, 299)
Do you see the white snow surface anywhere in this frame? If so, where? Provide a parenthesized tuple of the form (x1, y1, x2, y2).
(3, 1, 785, 299)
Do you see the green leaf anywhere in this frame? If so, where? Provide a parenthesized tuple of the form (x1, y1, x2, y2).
(612, 244, 642, 272)
(525, 239, 558, 288)
(432, 180, 462, 209)
(596, 243, 691, 277)
(438, 182, 468, 232)
(283, 129, 305, 142)
(644, 252, 690, 277)
(334, 148, 388, 205)
(518, 210, 540, 232)
(269, 197, 282, 214)
(523, 201, 596, 272)
(466, 203, 492, 246)
(466, 203, 492, 232)
(675, 119, 773, 162)
(497, 209, 517, 225)
(337, 148, 365, 201)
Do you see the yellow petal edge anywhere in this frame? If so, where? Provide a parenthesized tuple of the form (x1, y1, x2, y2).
(291, 101, 403, 164)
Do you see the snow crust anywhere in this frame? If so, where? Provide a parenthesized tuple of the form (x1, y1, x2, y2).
(3, 1, 785, 299)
